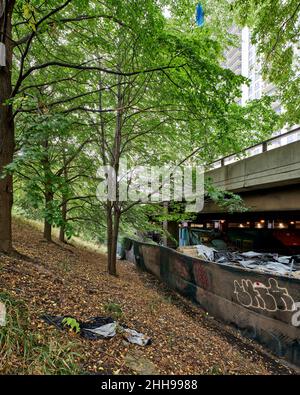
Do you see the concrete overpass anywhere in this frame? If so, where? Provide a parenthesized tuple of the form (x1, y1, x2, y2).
(164, 128, 300, 252)
(203, 128, 300, 214)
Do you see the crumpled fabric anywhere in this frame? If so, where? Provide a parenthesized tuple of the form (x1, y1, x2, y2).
(236, 260, 259, 269)
(212, 249, 300, 277)
(260, 262, 291, 275)
(241, 251, 263, 258)
(42, 314, 151, 345)
(83, 322, 117, 338)
(80, 316, 115, 339)
(122, 328, 152, 346)
(41, 314, 115, 339)
(277, 256, 292, 264)
(41, 314, 68, 330)
(195, 245, 216, 261)
(179, 243, 300, 277)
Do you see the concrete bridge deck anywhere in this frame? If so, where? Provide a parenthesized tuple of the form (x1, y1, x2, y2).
(204, 129, 300, 213)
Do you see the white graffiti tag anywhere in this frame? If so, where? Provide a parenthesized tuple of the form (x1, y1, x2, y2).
(292, 303, 300, 327)
(234, 278, 296, 312)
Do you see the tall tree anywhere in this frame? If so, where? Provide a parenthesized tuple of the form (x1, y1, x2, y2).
(0, 0, 15, 252)
(0, 0, 187, 252)
(84, 2, 277, 275)
(1, 0, 277, 276)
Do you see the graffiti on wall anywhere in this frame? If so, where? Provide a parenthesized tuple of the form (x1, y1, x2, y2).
(292, 303, 300, 326)
(193, 262, 209, 290)
(234, 278, 297, 312)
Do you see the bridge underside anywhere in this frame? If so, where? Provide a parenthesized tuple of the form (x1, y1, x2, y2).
(194, 141, 300, 253)
(202, 184, 300, 214)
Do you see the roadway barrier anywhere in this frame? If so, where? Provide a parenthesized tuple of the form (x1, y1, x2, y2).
(124, 238, 300, 367)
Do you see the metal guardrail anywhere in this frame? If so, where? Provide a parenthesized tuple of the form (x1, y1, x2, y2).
(208, 126, 300, 170)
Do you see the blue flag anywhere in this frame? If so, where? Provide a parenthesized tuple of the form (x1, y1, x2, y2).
(196, 3, 204, 27)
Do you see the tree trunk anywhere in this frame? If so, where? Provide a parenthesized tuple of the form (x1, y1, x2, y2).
(0, 2, 15, 253)
(106, 202, 113, 274)
(59, 152, 68, 243)
(43, 191, 53, 242)
(108, 211, 120, 276)
(43, 218, 52, 241)
(59, 226, 65, 243)
(108, 208, 120, 276)
(42, 139, 53, 242)
(107, 75, 123, 275)
(59, 199, 67, 243)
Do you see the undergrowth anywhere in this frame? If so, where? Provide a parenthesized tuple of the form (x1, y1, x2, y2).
(104, 302, 123, 319)
(0, 292, 82, 374)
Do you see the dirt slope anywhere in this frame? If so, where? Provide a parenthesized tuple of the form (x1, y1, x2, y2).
(0, 219, 296, 375)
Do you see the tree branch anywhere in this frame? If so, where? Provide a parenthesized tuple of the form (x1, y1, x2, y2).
(13, 61, 187, 96)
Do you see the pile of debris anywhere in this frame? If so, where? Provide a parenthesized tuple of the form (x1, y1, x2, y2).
(177, 245, 300, 278)
(42, 315, 152, 346)
(177, 245, 216, 261)
(177, 245, 201, 258)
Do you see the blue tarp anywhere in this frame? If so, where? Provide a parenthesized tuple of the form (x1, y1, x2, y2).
(196, 3, 204, 26)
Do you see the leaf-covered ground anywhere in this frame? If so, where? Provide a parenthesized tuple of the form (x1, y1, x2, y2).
(0, 219, 297, 375)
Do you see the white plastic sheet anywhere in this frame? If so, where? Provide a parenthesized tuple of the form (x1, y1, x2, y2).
(195, 245, 216, 261)
(84, 322, 117, 338)
(80, 322, 151, 345)
(122, 328, 151, 346)
(0, 302, 6, 326)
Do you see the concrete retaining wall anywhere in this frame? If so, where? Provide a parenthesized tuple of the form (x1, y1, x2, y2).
(125, 239, 300, 366)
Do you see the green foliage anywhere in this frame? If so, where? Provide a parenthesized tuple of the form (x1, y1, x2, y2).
(22, 2, 37, 32)
(7, 0, 279, 258)
(104, 302, 123, 319)
(62, 317, 81, 334)
(0, 293, 81, 374)
(205, 178, 247, 213)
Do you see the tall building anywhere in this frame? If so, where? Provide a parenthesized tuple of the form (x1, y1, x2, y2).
(223, 26, 299, 154)
(224, 27, 281, 112)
